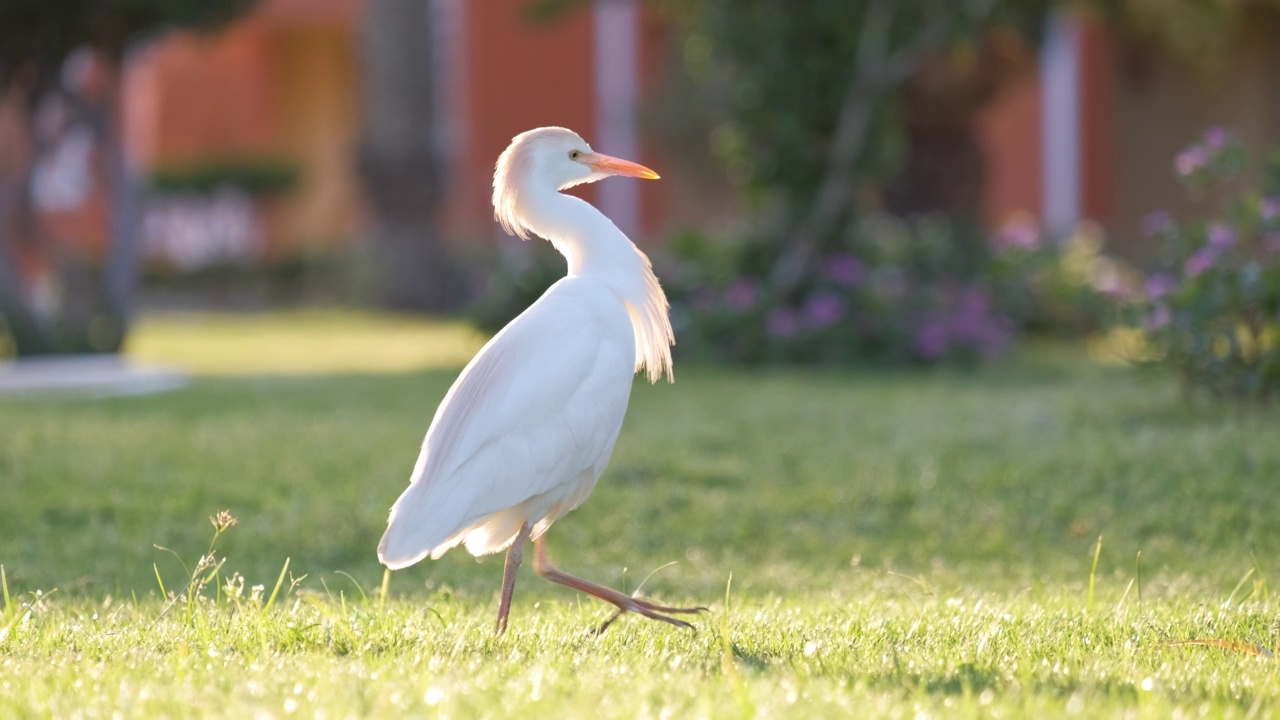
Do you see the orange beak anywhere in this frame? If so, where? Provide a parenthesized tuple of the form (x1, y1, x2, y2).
(583, 152, 660, 180)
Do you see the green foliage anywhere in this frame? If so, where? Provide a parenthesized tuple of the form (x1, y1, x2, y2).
(1, 318, 1279, 714)
(469, 243, 567, 333)
(0, 0, 257, 88)
(1124, 128, 1280, 404)
(687, 0, 1049, 217)
(149, 158, 299, 197)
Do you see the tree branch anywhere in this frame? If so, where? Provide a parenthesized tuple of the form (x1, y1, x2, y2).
(769, 0, 998, 294)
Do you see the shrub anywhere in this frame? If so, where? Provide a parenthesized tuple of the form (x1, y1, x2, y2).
(1124, 128, 1280, 403)
(664, 214, 1116, 366)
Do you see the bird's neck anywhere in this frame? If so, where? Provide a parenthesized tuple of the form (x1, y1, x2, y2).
(516, 187, 629, 276)
(518, 187, 674, 382)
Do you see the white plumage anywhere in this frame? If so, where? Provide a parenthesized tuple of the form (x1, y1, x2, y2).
(378, 280, 636, 564)
(378, 127, 700, 634)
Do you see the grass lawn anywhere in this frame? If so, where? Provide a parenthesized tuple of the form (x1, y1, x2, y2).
(1, 313, 1278, 717)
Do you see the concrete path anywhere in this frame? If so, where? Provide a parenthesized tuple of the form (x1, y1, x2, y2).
(0, 355, 187, 397)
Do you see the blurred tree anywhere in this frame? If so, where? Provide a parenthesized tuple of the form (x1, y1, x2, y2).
(681, 0, 1052, 295)
(357, 0, 464, 313)
(678, 0, 1273, 295)
(0, 0, 256, 357)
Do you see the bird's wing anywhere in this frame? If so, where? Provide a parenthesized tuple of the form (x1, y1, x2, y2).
(378, 281, 635, 567)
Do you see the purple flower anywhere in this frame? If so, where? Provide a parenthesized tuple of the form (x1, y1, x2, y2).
(991, 217, 1041, 251)
(1145, 304, 1172, 332)
(1144, 273, 1177, 301)
(802, 292, 843, 330)
(691, 287, 717, 312)
(1264, 233, 1280, 254)
(1260, 196, 1280, 222)
(1141, 210, 1174, 238)
(914, 320, 949, 360)
(1203, 126, 1229, 151)
(948, 287, 1011, 357)
(725, 278, 759, 312)
(1175, 145, 1209, 177)
(822, 254, 866, 287)
(1185, 247, 1218, 278)
(766, 307, 799, 339)
(947, 286, 993, 341)
(1207, 222, 1236, 249)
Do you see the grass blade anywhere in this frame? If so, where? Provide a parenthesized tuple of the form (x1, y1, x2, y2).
(153, 564, 167, 599)
(720, 572, 736, 679)
(1223, 567, 1256, 609)
(334, 571, 368, 603)
(1087, 535, 1102, 613)
(262, 557, 291, 616)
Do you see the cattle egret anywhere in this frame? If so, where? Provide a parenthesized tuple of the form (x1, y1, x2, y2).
(378, 127, 703, 634)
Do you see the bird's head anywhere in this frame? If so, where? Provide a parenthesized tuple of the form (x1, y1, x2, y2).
(493, 126, 658, 239)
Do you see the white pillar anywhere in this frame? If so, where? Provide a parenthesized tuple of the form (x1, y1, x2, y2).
(1041, 10, 1081, 238)
(593, 0, 642, 239)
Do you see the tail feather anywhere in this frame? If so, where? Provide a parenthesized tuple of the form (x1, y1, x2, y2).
(378, 487, 558, 568)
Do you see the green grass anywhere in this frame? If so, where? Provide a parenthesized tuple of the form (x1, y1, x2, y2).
(2, 315, 1278, 718)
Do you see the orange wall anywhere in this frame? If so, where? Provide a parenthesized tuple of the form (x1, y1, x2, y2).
(979, 16, 1116, 233)
(978, 69, 1042, 225)
(455, 0, 598, 239)
(1079, 17, 1114, 224)
(128, 20, 280, 168)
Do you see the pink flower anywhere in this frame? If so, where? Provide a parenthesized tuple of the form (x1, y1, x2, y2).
(1144, 273, 1177, 301)
(1185, 247, 1218, 278)
(914, 320, 948, 360)
(802, 292, 843, 329)
(1142, 211, 1174, 238)
(766, 307, 799, 339)
(1260, 196, 1280, 222)
(822, 254, 866, 287)
(1207, 222, 1236, 249)
(1145, 304, 1172, 332)
(1203, 126, 1229, 151)
(991, 218, 1041, 251)
(1175, 145, 1209, 177)
(725, 278, 759, 312)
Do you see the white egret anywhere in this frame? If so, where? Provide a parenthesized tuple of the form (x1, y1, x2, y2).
(378, 127, 703, 634)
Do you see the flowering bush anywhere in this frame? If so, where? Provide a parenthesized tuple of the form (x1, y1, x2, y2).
(1125, 128, 1280, 402)
(665, 213, 1115, 366)
(472, 214, 1117, 368)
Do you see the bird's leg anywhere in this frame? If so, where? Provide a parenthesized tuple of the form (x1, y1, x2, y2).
(531, 536, 707, 634)
(494, 522, 532, 635)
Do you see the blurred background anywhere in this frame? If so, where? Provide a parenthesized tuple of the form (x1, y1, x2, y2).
(0, 0, 1278, 379)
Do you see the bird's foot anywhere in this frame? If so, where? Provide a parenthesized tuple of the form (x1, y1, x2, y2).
(595, 596, 709, 635)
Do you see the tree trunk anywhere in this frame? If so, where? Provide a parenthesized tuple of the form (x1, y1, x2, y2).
(0, 180, 50, 356)
(98, 62, 141, 352)
(0, 84, 52, 356)
(0, 59, 141, 358)
(358, 0, 464, 313)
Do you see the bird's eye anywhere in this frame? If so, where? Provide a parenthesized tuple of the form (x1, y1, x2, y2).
(568, 150, 581, 161)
